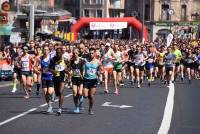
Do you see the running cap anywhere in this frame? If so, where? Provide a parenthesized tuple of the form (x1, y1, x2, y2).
(22, 45, 29, 50)
(105, 43, 111, 47)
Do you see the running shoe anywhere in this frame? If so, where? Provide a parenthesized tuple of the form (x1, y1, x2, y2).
(47, 106, 53, 113)
(36, 89, 39, 96)
(114, 91, 119, 95)
(24, 95, 29, 99)
(189, 80, 191, 84)
(73, 107, 80, 114)
(88, 110, 94, 115)
(137, 83, 141, 88)
(11, 88, 17, 93)
(57, 108, 62, 115)
(120, 81, 124, 86)
(148, 82, 151, 87)
(104, 90, 109, 94)
(181, 77, 184, 81)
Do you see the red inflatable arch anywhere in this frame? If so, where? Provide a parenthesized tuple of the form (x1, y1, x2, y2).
(71, 17, 148, 41)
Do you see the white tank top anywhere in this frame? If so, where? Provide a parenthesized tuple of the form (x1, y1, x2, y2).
(21, 56, 30, 71)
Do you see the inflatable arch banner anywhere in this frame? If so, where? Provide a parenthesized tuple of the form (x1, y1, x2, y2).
(71, 17, 148, 41)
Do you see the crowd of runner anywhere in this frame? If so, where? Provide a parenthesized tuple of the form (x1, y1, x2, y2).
(1, 37, 200, 115)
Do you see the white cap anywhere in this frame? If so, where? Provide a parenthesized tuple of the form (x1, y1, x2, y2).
(105, 43, 111, 47)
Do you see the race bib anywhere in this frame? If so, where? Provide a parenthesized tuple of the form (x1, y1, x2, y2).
(55, 64, 65, 71)
(42, 68, 49, 73)
(166, 61, 172, 65)
(22, 61, 29, 68)
(148, 59, 154, 63)
(87, 68, 96, 75)
(73, 69, 81, 76)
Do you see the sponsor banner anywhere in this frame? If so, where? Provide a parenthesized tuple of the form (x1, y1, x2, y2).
(166, 33, 173, 47)
(90, 22, 127, 30)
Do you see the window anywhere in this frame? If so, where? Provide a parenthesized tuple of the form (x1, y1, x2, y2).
(91, 0, 96, 4)
(90, 9, 96, 17)
(96, 0, 103, 4)
(84, 0, 90, 4)
(97, 9, 103, 17)
(161, 4, 170, 21)
(110, 9, 120, 17)
(84, 9, 89, 17)
(181, 5, 187, 21)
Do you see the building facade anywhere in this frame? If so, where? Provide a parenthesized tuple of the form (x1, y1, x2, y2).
(80, 0, 125, 18)
(125, 0, 200, 40)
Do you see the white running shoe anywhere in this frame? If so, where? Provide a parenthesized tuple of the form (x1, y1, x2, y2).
(11, 88, 17, 93)
(47, 106, 53, 113)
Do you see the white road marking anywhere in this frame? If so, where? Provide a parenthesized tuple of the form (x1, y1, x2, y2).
(102, 102, 134, 108)
(0, 94, 73, 127)
(157, 83, 175, 134)
(0, 83, 13, 88)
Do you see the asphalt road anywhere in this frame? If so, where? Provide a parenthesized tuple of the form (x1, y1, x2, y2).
(0, 79, 199, 134)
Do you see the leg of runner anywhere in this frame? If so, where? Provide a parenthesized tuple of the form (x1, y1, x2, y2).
(33, 73, 40, 96)
(43, 81, 54, 113)
(104, 70, 109, 93)
(186, 67, 191, 84)
(27, 75, 33, 92)
(180, 64, 184, 81)
(36, 73, 41, 95)
(58, 82, 65, 115)
(21, 75, 29, 99)
(140, 67, 145, 85)
(113, 70, 119, 95)
(72, 84, 79, 113)
(88, 87, 96, 115)
(130, 65, 135, 85)
(11, 72, 17, 93)
(135, 67, 140, 88)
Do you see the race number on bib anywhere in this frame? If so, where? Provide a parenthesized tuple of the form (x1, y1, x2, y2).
(22, 61, 29, 68)
(87, 68, 96, 75)
(73, 69, 81, 76)
(43, 68, 49, 73)
(55, 65, 65, 71)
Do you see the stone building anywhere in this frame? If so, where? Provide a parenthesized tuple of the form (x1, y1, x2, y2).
(125, 0, 200, 40)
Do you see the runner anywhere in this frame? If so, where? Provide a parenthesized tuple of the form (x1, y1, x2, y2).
(134, 46, 146, 88)
(33, 46, 41, 95)
(112, 43, 123, 95)
(49, 47, 68, 115)
(102, 42, 114, 93)
(164, 47, 175, 85)
(19, 45, 34, 99)
(146, 46, 156, 86)
(11, 47, 22, 93)
(157, 46, 166, 83)
(41, 45, 54, 113)
(184, 49, 196, 84)
(70, 48, 84, 113)
(83, 48, 103, 115)
(172, 44, 182, 81)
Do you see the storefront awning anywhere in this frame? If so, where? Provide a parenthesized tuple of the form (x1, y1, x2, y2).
(17, 9, 71, 20)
